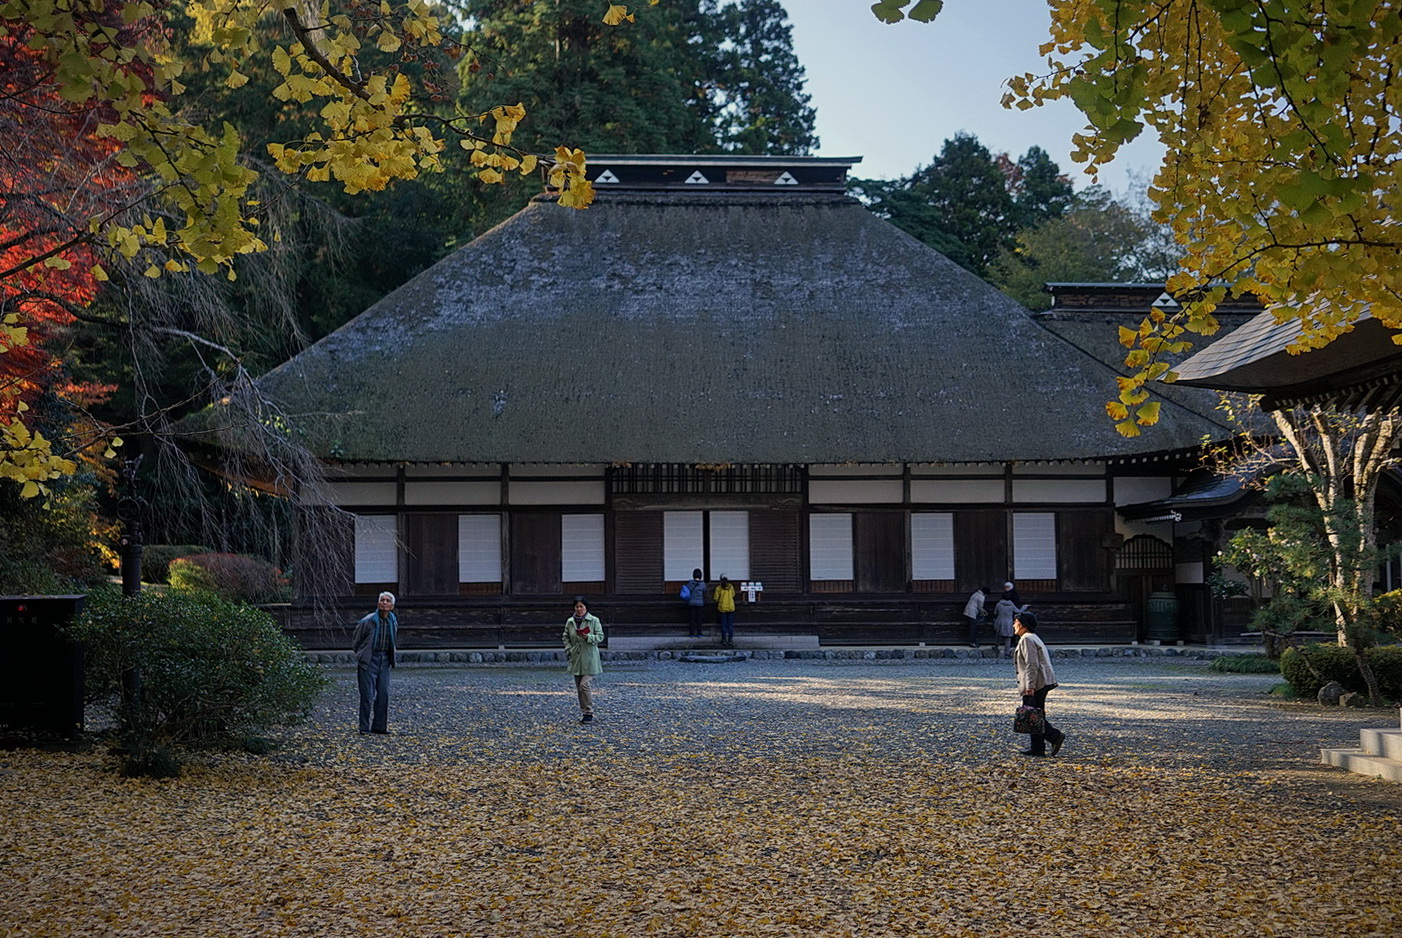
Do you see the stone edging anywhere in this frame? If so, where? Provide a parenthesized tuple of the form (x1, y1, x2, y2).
(308, 646, 1249, 666)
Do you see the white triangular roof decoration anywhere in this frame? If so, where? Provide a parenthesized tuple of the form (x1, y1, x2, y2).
(685, 171, 710, 185)
(774, 171, 799, 185)
(1152, 292, 1179, 308)
(594, 169, 620, 184)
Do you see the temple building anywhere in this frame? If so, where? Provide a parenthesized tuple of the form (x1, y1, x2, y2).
(247, 154, 1258, 648)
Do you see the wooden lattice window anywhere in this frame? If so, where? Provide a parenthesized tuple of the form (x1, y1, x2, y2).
(1116, 534, 1173, 572)
(611, 464, 803, 495)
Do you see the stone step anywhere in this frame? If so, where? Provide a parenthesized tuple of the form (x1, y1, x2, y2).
(1320, 747, 1402, 783)
(1359, 727, 1402, 761)
(607, 633, 819, 651)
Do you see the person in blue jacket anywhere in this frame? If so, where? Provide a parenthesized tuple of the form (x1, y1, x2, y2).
(684, 568, 707, 638)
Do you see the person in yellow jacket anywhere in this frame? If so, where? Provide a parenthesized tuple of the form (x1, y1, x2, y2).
(714, 576, 737, 646)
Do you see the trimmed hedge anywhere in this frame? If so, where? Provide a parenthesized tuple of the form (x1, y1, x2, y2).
(69, 585, 325, 774)
(169, 552, 292, 604)
(1279, 644, 1402, 701)
(141, 545, 211, 584)
(1209, 654, 1281, 674)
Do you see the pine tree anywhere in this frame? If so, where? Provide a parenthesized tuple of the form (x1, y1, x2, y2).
(459, 1, 817, 157)
(857, 133, 1017, 276)
(712, 0, 818, 155)
(460, 0, 720, 154)
(1004, 146, 1075, 230)
(857, 135, 1094, 278)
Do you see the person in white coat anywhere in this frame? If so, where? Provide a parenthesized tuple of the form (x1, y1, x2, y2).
(1013, 611, 1067, 757)
(962, 586, 989, 648)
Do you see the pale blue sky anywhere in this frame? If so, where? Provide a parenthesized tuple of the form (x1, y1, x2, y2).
(779, 0, 1165, 196)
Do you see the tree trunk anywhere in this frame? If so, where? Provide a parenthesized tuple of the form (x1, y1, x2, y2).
(1273, 405, 1399, 706)
(1351, 644, 1384, 707)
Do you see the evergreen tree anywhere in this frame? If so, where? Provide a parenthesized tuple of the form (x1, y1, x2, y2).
(856, 133, 1018, 276)
(712, 0, 818, 155)
(856, 136, 1094, 278)
(986, 187, 1165, 311)
(1003, 146, 1075, 230)
(459, 1, 817, 157)
(460, 0, 720, 154)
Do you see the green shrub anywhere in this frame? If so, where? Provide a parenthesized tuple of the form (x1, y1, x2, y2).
(1369, 645, 1402, 700)
(0, 478, 113, 593)
(168, 556, 220, 594)
(141, 545, 211, 584)
(1210, 654, 1281, 674)
(169, 552, 292, 604)
(69, 585, 325, 773)
(1364, 590, 1402, 644)
(1280, 644, 1360, 698)
(1280, 643, 1402, 701)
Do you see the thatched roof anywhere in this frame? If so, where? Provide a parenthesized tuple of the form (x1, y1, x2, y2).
(250, 157, 1234, 465)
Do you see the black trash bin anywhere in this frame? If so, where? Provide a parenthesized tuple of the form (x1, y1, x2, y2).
(0, 595, 85, 737)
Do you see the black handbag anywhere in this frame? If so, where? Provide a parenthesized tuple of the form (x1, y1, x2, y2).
(1013, 705, 1046, 735)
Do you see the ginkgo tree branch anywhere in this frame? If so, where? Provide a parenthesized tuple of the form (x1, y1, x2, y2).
(0, 233, 95, 283)
(883, 1, 1402, 436)
(280, 6, 370, 102)
(1, 0, 615, 500)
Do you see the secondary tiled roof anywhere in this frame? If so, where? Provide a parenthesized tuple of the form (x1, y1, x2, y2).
(1176, 308, 1402, 410)
(1035, 283, 1260, 423)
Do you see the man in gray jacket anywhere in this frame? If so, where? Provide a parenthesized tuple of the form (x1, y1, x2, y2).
(352, 591, 398, 734)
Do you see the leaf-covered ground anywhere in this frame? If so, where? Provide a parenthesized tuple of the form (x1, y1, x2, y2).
(3, 658, 1398, 937)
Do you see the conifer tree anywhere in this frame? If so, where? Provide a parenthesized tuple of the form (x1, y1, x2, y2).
(460, 0, 720, 154)
(712, 0, 818, 155)
(858, 133, 1026, 276)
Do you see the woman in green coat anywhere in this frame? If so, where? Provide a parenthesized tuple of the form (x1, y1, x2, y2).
(563, 596, 604, 724)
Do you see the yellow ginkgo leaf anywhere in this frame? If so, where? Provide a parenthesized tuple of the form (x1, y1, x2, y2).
(603, 4, 634, 26)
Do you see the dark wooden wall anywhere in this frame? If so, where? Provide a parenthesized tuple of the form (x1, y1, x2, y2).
(287, 502, 1144, 648)
(275, 593, 1137, 650)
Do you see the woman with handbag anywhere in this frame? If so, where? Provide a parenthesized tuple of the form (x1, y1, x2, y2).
(1013, 611, 1067, 757)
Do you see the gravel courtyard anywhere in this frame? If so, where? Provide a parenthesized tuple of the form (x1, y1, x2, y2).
(285, 654, 1381, 773)
(5, 655, 1399, 938)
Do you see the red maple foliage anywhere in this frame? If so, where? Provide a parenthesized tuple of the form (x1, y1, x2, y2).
(0, 5, 152, 420)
